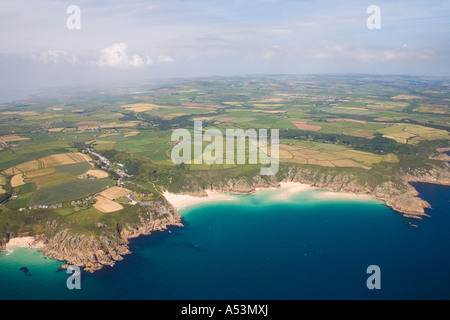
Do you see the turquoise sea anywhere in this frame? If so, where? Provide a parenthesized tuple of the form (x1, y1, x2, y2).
(0, 183, 449, 300)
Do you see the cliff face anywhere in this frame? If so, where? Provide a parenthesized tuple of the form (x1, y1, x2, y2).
(19, 209, 183, 273)
(37, 230, 131, 272)
(0, 239, 7, 251)
(282, 167, 434, 219)
(402, 166, 450, 186)
(180, 164, 449, 219)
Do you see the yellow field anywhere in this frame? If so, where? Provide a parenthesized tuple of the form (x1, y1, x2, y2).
(344, 129, 375, 139)
(392, 95, 423, 100)
(278, 143, 383, 170)
(379, 124, 449, 144)
(308, 158, 335, 167)
(25, 168, 56, 179)
(41, 153, 91, 167)
(367, 101, 409, 110)
(0, 175, 5, 194)
(333, 106, 366, 111)
(85, 170, 109, 179)
(0, 135, 30, 142)
(4, 160, 39, 175)
(252, 98, 285, 103)
(216, 117, 236, 123)
(48, 128, 65, 133)
(331, 159, 371, 170)
(3, 153, 92, 176)
(123, 131, 140, 137)
(339, 150, 383, 165)
(99, 133, 120, 138)
(121, 103, 161, 112)
(11, 174, 25, 187)
(279, 149, 294, 159)
(94, 196, 123, 213)
(413, 106, 448, 114)
(100, 187, 131, 200)
(382, 134, 411, 144)
(291, 121, 322, 131)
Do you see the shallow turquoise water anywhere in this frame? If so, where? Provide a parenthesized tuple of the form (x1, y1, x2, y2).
(0, 184, 449, 300)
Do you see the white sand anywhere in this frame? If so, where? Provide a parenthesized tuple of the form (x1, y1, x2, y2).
(163, 182, 376, 211)
(5, 237, 43, 249)
(312, 191, 374, 200)
(269, 182, 316, 200)
(163, 190, 237, 210)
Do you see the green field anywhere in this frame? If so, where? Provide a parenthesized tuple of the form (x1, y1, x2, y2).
(55, 162, 93, 175)
(30, 178, 115, 205)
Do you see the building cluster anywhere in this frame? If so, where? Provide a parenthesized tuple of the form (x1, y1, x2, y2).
(19, 203, 63, 212)
(78, 174, 98, 180)
(71, 194, 99, 206)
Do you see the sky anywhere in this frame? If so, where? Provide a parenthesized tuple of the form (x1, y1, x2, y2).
(0, 0, 449, 101)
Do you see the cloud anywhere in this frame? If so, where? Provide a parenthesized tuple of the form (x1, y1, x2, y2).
(157, 55, 175, 64)
(262, 45, 282, 59)
(308, 44, 438, 62)
(30, 49, 77, 64)
(96, 43, 153, 69)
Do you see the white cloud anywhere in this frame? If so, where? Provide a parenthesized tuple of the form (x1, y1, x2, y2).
(157, 55, 175, 64)
(262, 45, 282, 59)
(96, 43, 153, 69)
(308, 45, 437, 62)
(30, 49, 77, 64)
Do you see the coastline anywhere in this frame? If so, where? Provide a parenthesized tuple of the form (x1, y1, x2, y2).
(163, 190, 238, 211)
(5, 237, 44, 250)
(163, 181, 377, 211)
(0, 180, 445, 273)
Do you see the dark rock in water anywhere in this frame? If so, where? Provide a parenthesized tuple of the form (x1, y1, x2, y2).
(183, 241, 201, 251)
(56, 264, 70, 273)
(20, 266, 31, 276)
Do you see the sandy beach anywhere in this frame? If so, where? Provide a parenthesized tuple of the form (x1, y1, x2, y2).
(5, 237, 43, 249)
(163, 182, 376, 211)
(269, 182, 316, 200)
(312, 191, 375, 201)
(163, 190, 237, 211)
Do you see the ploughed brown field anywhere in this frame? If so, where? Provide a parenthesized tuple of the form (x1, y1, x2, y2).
(94, 196, 123, 213)
(290, 121, 323, 131)
(100, 187, 132, 200)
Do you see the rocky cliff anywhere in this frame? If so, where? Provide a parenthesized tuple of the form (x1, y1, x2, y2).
(176, 163, 449, 219)
(6, 208, 183, 273)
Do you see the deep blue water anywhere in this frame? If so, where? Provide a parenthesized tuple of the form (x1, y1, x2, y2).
(0, 184, 449, 300)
